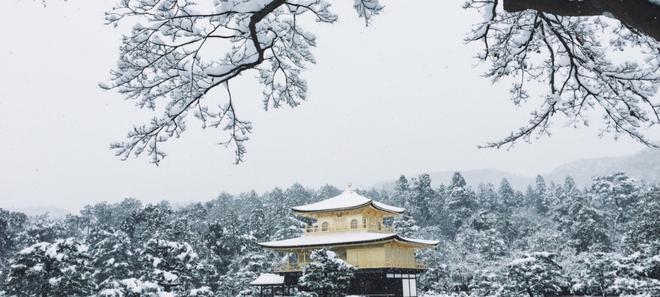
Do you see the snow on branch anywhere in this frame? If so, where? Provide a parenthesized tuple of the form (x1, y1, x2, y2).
(466, 1, 660, 148)
(102, 0, 381, 165)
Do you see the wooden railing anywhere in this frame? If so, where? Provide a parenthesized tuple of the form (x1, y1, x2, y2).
(385, 259, 429, 269)
(274, 263, 305, 272)
(304, 223, 395, 234)
(273, 259, 428, 272)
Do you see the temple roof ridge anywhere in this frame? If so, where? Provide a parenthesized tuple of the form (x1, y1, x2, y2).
(291, 188, 405, 214)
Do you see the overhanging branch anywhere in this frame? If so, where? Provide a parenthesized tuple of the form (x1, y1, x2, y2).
(503, 0, 660, 41)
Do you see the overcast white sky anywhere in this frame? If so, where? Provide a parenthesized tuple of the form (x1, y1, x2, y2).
(0, 0, 657, 212)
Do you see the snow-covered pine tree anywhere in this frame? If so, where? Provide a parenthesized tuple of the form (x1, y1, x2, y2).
(314, 185, 342, 204)
(286, 183, 313, 209)
(442, 172, 477, 237)
(556, 196, 611, 253)
(612, 187, 660, 297)
(571, 252, 618, 297)
(80, 198, 143, 231)
(0, 209, 27, 270)
(88, 227, 139, 293)
(97, 278, 160, 297)
(591, 172, 642, 240)
(392, 175, 412, 208)
(498, 178, 517, 211)
(249, 208, 270, 242)
(297, 249, 356, 297)
(6, 238, 94, 297)
(503, 252, 566, 297)
(393, 215, 419, 238)
(410, 174, 435, 226)
(476, 182, 498, 212)
(140, 239, 208, 294)
(533, 175, 553, 214)
(560, 176, 581, 204)
(470, 268, 505, 297)
(611, 249, 660, 297)
(13, 214, 68, 249)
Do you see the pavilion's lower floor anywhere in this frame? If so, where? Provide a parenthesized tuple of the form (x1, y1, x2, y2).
(280, 268, 422, 297)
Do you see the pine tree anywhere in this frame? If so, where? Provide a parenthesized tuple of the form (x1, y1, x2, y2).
(13, 214, 68, 249)
(533, 175, 552, 214)
(557, 196, 611, 253)
(498, 178, 517, 210)
(315, 184, 342, 203)
(470, 268, 504, 297)
(572, 252, 618, 297)
(503, 252, 565, 297)
(88, 227, 139, 293)
(120, 202, 174, 243)
(0, 209, 27, 269)
(442, 172, 477, 237)
(591, 172, 641, 237)
(393, 215, 419, 238)
(297, 249, 356, 297)
(476, 182, 496, 211)
(249, 208, 270, 242)
(286, 183, 313, 208)
(140, 238, 207, 293)
(80, 198, 143, 231)
(410, 173, 435, 226)
(561, 175, 581, 204)
(96, 278, 161, 297)
(392, 175, 412, 208)
(623, 187, 660, 251)
(611, 249, 660, 297)
(6, 238, 94, 297)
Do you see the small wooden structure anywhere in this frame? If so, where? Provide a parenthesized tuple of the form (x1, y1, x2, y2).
(250, 273, 286, 297)
(257, 188, 439, 297)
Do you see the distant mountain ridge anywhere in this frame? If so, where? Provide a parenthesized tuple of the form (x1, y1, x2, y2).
(3, 205, 71, 218)
(371, 148, 660, 192)
(544, 148, 660, 189)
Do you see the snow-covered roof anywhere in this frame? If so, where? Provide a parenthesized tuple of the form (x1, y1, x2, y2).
(292, 189, 405, 214)
(259, 232, 438, 249)
(250, 273, 284, 286)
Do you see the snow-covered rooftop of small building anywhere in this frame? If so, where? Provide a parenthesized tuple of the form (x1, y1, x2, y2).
(250, 273, 284, 286)
(259, 232, 438, 249)
(292, 189, 405, 214)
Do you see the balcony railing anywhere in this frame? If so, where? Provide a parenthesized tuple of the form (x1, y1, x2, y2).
(304, 223, 395, 234)
(274, 263, 304, 272)
(273, 260, 428, 272)
(385, 259, 429, 270)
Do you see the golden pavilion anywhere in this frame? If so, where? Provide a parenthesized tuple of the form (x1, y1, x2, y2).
(258, 188, 438, 297)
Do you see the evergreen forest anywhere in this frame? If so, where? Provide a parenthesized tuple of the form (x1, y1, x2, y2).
(0, 172, 658, 297)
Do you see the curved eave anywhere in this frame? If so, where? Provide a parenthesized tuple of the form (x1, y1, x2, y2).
(394, 236, 439, 248)
(258, 234, 438, 251)
(259, 234, 398, 250)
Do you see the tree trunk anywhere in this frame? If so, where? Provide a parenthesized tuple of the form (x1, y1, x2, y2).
(503, 0, 660, 41)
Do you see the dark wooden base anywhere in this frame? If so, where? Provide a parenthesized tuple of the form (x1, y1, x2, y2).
(279, 268, 424, 297)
